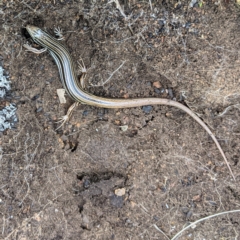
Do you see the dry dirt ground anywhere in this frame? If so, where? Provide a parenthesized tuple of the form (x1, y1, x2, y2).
(1, 0, 240, 239)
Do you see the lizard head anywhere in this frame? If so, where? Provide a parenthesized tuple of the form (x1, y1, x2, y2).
(25, 25, 46, 42)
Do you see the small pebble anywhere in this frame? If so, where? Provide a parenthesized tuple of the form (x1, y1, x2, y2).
(110, 195, 123, 208)
(168, 88, 173, 98)
(153, 81, 161, 88)
(115, 188, 126, 196)
(31, 94, 40, 101)
(160, 88, 165, 93)
(83, 179, 91, 189)
(154, 88, 160, 94)
(119, 125, 128, 131)
(82, 110, 88, 116)
(36, 107, 42, 113)
(142, 105, 153, 114)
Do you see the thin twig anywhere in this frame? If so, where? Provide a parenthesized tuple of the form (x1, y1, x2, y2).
(149, 0, 153, 11)
(216, 104, 240, 117)
(153, 224, 170, 240)
(171, 209, 240, 240)
(90, 60, 126, 86)
(102, 60, 126, 85)
(108, 0, 127, 19)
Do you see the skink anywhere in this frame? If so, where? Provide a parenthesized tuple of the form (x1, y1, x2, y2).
(25, 25, 234, 180)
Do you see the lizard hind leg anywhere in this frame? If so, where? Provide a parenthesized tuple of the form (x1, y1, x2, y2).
(78, 58, 87, 89)
(55, 102, 80, 130)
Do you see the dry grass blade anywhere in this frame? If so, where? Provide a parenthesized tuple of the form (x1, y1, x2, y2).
(171, 209, 240, 240)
